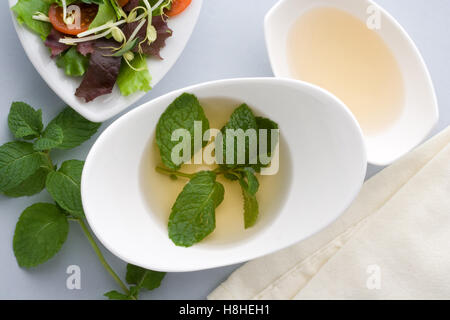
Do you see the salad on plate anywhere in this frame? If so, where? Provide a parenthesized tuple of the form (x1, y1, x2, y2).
(11, 0, 191, 102)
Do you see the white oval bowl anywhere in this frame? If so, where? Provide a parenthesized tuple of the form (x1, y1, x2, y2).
(9, 0, 203, 122)
(81, 78, 367, 272)
(265, 0, 439, 166)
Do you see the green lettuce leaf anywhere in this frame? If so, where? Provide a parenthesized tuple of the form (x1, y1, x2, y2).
(54, 0, 78, 5)
(109, 0, 124, 20)
(117, 56, 152, 96)
(54, 0, 103, 6)
(89, 0, 116, 29)
(56, 47, 89, 77)
(11, 0, 52, 40)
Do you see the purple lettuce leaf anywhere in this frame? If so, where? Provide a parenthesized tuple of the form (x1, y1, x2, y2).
(45, 29, 70, 58)
(75, 40, 121, 102)
(77, 41, 96, 56)
(121, 15, 172, 59)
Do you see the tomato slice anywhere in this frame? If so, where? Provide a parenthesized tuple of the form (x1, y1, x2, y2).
(48, 3, 98, 36)
(118, 0, 130, 6)
(165, 0, 192, 17)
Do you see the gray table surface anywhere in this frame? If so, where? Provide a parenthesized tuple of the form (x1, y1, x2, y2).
(0, 0, 449, 300)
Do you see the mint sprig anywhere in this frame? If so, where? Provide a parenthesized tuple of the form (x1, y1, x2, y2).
(44, 107, 102, 150)
(2, 102, 164, 299)
(156, 94, 279, 246)
(105, 264, 166, 300)
(34, 123, 64, 151)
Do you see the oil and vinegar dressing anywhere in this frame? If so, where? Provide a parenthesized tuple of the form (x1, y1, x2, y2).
(140, 98, 291, 245)
(287, 7, 405, 135)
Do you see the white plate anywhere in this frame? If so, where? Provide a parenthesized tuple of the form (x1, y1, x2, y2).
(81, 78, 367, 272)
(9, 0, 203, 122)
(265, 0, 439, 165)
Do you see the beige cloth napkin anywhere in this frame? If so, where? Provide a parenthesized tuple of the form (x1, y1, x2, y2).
(209, 126, 450, 300)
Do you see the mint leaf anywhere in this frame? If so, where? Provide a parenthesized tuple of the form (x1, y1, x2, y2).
(117, 56, 152, 96)
(242, 167, 259, 195)
(56, 47, 89, 77)
(3, 168, 48, 198)
(47, 107, 101, 150)
(33, 123, 64, 151)
(0, 141, 49, 192)
(223, 173, 239, 181)
(8, 102, 43, 140)
(13, 203, 69, 268)
(156, 93, 210, 170)
(104, 290, 132, 300)
(239, 179, 259, 229)
(126, 264, 166, 291)
(11, 0, 52, 40)
(256, 116, 279, 155)
(46, 160, 84, 218)
(220, 104, 258, 168)
(254, 116, 279, 171)
(169, 171, 224, 247)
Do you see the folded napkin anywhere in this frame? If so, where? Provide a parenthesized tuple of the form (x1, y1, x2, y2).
(209, 126, 450, 300)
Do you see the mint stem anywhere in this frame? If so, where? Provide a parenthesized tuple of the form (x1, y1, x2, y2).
(77, 218, 130, 295)
(155, 166, 194, 179)
(213, 167, 241, 179)
(42, 151, 55, 171)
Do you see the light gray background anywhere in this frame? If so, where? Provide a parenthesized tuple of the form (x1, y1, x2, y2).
(0, 0, 449, 299)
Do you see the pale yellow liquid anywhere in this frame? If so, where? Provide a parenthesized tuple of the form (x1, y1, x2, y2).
(140, 98, 292, 246)
(287, 7, 405, 135)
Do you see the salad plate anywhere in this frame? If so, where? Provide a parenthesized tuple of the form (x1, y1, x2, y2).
(9, 0, 203, 122)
